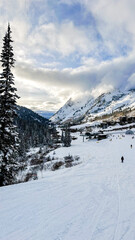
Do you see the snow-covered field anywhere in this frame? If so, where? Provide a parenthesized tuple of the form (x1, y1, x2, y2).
(1, 132, 135, 240)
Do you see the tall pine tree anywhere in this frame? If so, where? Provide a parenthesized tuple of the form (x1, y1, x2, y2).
(61, 125, 71, 147)
(0, 24, 19, 186)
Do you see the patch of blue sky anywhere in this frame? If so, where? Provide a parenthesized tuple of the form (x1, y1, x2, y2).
(33, 51, 82, 69)
(59, 53, 83, 69)
(29, 0, 95, 28)
(31, 52, 58, 67)
(32, 44, 114, 69)
(28, 1, 56, 27)
(119, 44, 132, 57)
(53, 2, 95, 28)
(100, 44, 132, 61)
(94, 40, 132, 62)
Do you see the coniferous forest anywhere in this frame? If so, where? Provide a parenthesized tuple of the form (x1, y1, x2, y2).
(0, 25, 62, 186)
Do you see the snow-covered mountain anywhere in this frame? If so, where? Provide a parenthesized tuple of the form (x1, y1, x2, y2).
(51, 89, 135, 124)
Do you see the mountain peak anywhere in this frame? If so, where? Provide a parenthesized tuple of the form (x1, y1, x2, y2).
(51, 89, 135, 124)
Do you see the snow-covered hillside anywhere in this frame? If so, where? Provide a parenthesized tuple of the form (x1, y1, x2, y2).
(1, 131, 135, 240)
(51, 89, 135, 124)
(51, 96, 94, 124)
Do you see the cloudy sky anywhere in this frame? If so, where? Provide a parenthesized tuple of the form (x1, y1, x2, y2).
(1, 0, 135, 111)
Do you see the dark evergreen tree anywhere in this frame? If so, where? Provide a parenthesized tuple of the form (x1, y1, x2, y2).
(0, 24, 19, 186)
(61, 125, 71, 147)
(61, 130, 64, 145)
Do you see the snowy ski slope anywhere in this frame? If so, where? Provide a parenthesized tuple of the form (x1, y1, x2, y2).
(1, 132, 135, 240)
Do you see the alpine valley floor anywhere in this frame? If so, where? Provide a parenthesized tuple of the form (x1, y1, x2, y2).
(1, 131, 135, 240)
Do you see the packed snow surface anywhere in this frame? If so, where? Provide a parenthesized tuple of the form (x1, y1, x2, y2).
(1, 133, 135, 240)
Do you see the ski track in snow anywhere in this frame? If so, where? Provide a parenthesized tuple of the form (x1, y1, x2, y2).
(113, 150, 121, 240)
(1, 133, 135, 240)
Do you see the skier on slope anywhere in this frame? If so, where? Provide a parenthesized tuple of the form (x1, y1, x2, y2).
(130, 144, 132, 149)
(121, 156, 124, 163)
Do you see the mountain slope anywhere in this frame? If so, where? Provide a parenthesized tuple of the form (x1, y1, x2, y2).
(16, 106, 49, 124)
(51, 90, 135, 124)
(51, 96, 94, 123)
(14, 106, 51, 152)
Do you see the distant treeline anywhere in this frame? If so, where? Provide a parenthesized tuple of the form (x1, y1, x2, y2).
(14, 106, 56, 155)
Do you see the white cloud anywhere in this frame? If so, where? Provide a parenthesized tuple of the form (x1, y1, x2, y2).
(1, 0, 135, 111)
(60, 0, 135, 55)
(28, 21, 94, 56)
(79, 0, 135, 53)
(13, 53, 135, 110)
